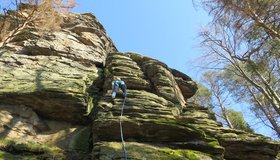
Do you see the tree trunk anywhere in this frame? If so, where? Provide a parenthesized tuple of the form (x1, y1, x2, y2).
(232, 60, 280, 116)
(246, 84, 280, 138)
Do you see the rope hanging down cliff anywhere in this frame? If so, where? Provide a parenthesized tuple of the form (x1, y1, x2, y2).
(120, 97, 128, 160)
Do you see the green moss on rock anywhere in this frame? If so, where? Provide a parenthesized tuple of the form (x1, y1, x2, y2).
(94, 142, 219, 160)
(0, 138, 64, 159)
(69, 126, 91, 152)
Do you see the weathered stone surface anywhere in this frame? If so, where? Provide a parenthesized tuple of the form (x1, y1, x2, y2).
(178, 103, 280, 160)
(219, 137, 279, 160)
(0, 105, 48, 136)
(93, 53, 226, 159)
(0, 7, 113, 159)
(0, 50, 99, 123)
(0, 138, 65, 159)
(93, 142, 221, 160)
(172, 69, 198, 99)
(22, 31, 105, 66)
(103, 52, 151, 92)
(128, 52, 186, 106)
(94, 90, 186, 142)
(0, 9, 117, 124)
(0, 104, 91, 154)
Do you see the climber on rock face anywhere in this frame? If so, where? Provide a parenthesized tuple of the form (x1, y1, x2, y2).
(112, 77, 127, 99)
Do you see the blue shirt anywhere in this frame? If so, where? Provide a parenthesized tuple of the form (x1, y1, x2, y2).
(112, 80, 125, 87)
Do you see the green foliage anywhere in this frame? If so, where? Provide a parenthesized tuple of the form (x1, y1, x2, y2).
(196, 70, 256, 133)
(226, 109, 254, 133)
(189, 82, 212, 108)
(245, 60, 262, 73)
(268, 39, 280, 58)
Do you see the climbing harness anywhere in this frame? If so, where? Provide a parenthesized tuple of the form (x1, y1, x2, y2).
(120, 97, 128, 160)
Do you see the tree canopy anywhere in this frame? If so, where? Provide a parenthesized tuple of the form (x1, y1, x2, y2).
(197, 0, 280, 138)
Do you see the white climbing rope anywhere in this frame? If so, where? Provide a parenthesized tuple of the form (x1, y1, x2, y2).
(120, 97, 128, 160)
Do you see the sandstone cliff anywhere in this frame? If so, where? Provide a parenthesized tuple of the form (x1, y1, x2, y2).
(0, 6, 279, 160)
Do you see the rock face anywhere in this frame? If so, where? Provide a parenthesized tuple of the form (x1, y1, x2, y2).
(0, 5, 280, 160)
